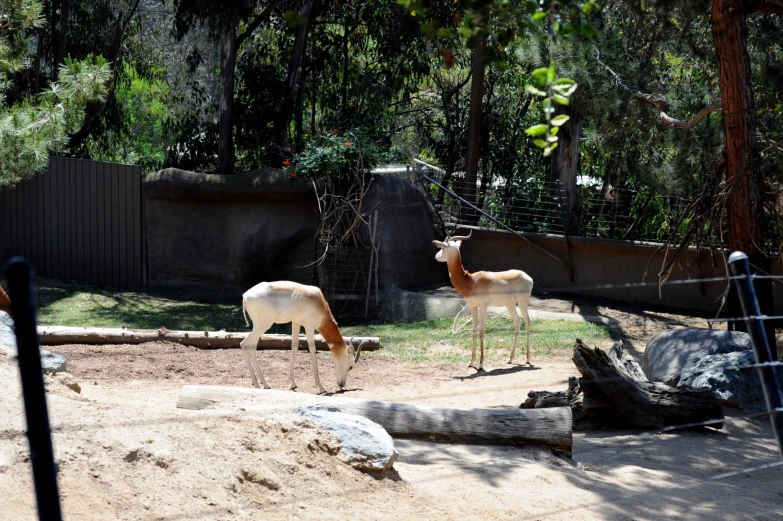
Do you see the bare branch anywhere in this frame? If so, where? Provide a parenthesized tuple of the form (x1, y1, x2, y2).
(745, 0, 783, 14)
(594, 48, 722, 130)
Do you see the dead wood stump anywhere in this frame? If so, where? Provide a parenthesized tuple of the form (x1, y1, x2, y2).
(522, 340, 724, 431)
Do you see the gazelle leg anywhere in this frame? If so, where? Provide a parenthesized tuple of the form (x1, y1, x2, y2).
(507, 303, 521, 364)
(289, 322, 300, 390)
(469, 306, 479, 369)
(240, 324, 271, 389)
(306, 326, 327, 394)
(478, 304, 488, 371)
(518, 293, 532, 364)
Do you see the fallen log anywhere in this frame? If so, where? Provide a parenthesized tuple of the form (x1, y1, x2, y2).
(37, 326, 380, 351)
(177, 385, 573, 454)
(522, 340, 724, 431)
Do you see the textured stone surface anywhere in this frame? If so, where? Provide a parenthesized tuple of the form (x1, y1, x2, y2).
(643, 328, 751, 386)
(296, 405, 398, 472)
(678, 350, 783, 412)
(0, 312, 67, 373)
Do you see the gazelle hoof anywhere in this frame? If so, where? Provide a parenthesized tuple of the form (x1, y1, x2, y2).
(290, 384, 298, 391)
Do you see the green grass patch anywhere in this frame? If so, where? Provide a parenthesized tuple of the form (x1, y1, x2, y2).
(342, 315, 612, 364)
(35, 284, 251, 331)
(34, 282, 612, 364)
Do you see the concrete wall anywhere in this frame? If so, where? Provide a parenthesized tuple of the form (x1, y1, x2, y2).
(457, 228, 783, 315)
(143, 169, 781, 316)
(144, 168, 320, 289)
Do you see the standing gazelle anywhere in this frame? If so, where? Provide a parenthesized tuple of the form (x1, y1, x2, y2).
(241, 281, 362, 393)
(433, 231, 533, 370)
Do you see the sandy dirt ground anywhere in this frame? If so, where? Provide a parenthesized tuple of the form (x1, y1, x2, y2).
(2, 353, 782, 520)
(2, 302, 783, 521)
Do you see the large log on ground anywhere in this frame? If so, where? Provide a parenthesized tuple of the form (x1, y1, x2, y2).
(37, 326, 379, 351)
(177, 385, 573, 453)
(522, 340, 724, 431)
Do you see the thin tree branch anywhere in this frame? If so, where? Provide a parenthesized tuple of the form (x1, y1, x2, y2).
(745, 0, 783, 14)
(235, 1, 283, 48)
(594, 48, 723, 130)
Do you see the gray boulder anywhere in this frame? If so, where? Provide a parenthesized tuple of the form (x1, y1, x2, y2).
(643, 328, 751, 386)
(0, 312, 67, 373)
(0, 312, 15, 353)
(678, 350, 783, 412)
(296, 405, 399, 472)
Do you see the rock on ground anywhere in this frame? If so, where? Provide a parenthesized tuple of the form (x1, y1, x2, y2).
(296, 405, 399, 472)
(643, 328, 751, 386)
(678, 350, 783, 412)
(0, 311, 67, 373)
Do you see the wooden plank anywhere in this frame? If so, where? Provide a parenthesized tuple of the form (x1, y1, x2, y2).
(74, 159, 84, 282)
(37, 326, 381, 351)
(64, 157, 73, 280)
(0, 188, 8, 263)
(118, 164, 128, 288)
(96, 161, 107, 286)
(111, 162, 120, 287)
(36, 171, 46, 274)
(141, 173, 147, 286)
(133, 166, 142, 287)
(88, 160, 98, 285)
(51, 158, 61, 279)
(43, 162, 52, 276)
(21, 177, 31, 262)
(176, 386, 573, 453)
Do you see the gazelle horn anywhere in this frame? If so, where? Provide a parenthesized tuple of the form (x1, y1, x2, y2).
(449, 229, 473, 242)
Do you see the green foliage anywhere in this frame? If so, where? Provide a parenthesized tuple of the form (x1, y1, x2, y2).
(285, 129, 404, 181)
(1, 0, 110, 188)
(85, 63, 172, 172)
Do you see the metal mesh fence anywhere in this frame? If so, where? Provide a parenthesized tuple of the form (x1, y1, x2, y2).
(414, 160, 706, 245)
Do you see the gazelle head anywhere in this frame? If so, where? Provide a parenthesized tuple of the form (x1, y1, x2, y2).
(333, 337, 366, 390)
(432, 230, 472, 263)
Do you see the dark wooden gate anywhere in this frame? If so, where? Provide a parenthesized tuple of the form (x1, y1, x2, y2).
(0, 157, 146, 288)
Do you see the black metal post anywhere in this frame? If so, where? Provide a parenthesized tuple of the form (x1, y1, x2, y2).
(728, 251, 783, 459)
(3, 258, 63, 521)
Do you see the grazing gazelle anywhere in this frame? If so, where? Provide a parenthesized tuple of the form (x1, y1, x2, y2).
(241, 281, 362, 393)
(433, 230, 534, 370)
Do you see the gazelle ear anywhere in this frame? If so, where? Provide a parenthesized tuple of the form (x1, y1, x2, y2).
(432, 240, 445, 248)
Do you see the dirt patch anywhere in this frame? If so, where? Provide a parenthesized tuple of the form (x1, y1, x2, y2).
(2, 316, 783, 520)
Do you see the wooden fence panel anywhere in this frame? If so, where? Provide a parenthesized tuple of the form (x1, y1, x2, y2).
(0, 157, 146, 288)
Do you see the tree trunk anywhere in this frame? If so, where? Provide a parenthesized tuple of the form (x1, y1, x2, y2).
(549, 105, 583, 234)
(462, 35, 487, 225)
(177, 386, 573, 453)
(295, 66, 308, 153)
(53, 0, 70, 79)
(275, 0, 315, 164)
(218, 8, 238, 176)
(712, 0, 776, 357)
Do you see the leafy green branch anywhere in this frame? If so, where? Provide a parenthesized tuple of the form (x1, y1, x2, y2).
(524, 63, 577, 156)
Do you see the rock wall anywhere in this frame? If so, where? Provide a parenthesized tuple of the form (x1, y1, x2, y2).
(144, 168, 320, 290)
